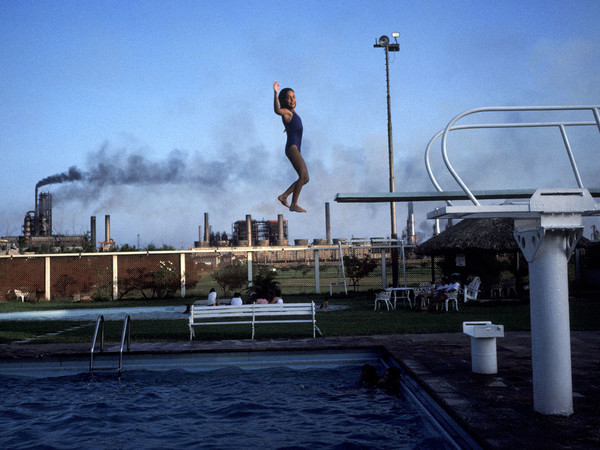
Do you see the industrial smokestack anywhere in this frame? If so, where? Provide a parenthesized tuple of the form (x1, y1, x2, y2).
(246, 215, 252, 246)
(325, 202, 331, 244)
(34, 186, 39, 235)
(407, 202, 417, 244)
(204, 213, 209, 243)
(90, 216, 96, 251)
(278, 214, 284, 241)
(105, 215, 110, 243)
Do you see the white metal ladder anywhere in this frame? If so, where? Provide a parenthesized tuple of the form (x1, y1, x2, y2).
(89, 314, 131, 373)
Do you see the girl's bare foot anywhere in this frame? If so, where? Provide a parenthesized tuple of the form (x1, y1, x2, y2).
(289, 204, 306, 213)
(278, 195, 289, 207)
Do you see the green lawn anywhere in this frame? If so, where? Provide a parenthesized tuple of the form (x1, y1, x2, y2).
(0, 294, 598, 345)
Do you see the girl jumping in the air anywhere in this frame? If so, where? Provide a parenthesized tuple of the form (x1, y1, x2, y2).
(273, 81, 309, 213)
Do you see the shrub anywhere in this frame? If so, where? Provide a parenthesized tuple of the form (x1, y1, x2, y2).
(245, 268, 280, 302)
(92, 266, 113, 301)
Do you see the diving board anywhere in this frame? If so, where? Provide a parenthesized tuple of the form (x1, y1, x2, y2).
(335, 188, 600, 203)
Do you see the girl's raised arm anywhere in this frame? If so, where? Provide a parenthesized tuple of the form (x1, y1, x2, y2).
(273, 81, 292, 121)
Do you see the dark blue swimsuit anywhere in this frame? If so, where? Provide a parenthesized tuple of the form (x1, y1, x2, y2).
(284, 112, 303, 152)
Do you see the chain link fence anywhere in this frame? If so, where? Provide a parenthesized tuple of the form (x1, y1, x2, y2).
(1, 242, 595, 301)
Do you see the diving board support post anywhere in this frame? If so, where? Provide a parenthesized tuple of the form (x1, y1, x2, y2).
(515, 223, 579, 415)
(510, 189, 595, 416)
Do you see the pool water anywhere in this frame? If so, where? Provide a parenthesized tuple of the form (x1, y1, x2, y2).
(0, 365, 459, 449)
(0, 305, 188, 321)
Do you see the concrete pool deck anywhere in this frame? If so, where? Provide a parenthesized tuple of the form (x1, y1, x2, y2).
(1, 331, 599, 449)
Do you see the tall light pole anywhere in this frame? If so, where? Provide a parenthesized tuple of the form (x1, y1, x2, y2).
(374, 33, 400, 287)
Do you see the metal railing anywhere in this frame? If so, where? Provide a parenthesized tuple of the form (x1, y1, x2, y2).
(90, 315, 104, 371)
(119, 315, 131, 373)
(425, 106, 600, 206)
(90, 314, 131, 373)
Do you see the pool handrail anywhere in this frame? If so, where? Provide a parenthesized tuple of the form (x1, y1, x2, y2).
(425, 105, 600, 206)
(90, 315, 105, 371)
(119, 315, 131, 373)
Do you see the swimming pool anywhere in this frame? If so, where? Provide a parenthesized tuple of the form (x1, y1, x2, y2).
(0, 349, 477, 449)
(0, 305, 187, 321)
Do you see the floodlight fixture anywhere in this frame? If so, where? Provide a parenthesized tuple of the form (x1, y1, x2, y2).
(374, 34, 399, 51)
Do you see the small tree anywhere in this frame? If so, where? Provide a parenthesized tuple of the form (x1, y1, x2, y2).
(213, 262, 247, 296)
(119, 267, 154, 299)
(343, 254, 378, 291)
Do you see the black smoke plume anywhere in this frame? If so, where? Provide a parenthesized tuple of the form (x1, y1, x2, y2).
(36, 166, 83, 188)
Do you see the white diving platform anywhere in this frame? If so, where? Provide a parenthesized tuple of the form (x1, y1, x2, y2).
(335, 105, 600, 416)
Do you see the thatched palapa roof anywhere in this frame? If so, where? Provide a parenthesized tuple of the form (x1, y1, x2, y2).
(416, 218, 519, 256)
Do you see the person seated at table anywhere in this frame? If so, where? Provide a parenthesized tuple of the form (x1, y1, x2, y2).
(415, 277, 448, 308)
(422, 275, 460, 312)
(230, 293, 243, 305)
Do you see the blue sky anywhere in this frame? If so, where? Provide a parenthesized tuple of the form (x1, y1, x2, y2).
(1, 0, 599, 248)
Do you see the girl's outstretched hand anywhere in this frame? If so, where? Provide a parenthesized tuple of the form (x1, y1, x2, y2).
(273, 81, 280, 93)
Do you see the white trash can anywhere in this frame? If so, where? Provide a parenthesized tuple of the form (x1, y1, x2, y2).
(462, 321, 504, 374)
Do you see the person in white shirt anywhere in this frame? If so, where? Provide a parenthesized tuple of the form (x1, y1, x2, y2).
(423, 275, 460, 312)
(207, 288, 219, 306)
(230, 293, 243, 305)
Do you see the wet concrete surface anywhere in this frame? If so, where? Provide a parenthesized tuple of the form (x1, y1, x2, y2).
(1, 331, 598, 449)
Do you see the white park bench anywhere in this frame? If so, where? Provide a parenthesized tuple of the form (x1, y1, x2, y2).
(189, 302, 322, 340)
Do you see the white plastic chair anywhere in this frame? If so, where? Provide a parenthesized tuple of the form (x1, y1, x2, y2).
(502, 278, 518, 298)
(463, 277, 481, 302)
(374, 290, 393, 311)
(445, 291, 459, 311)
(415, 282, 433, 308)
